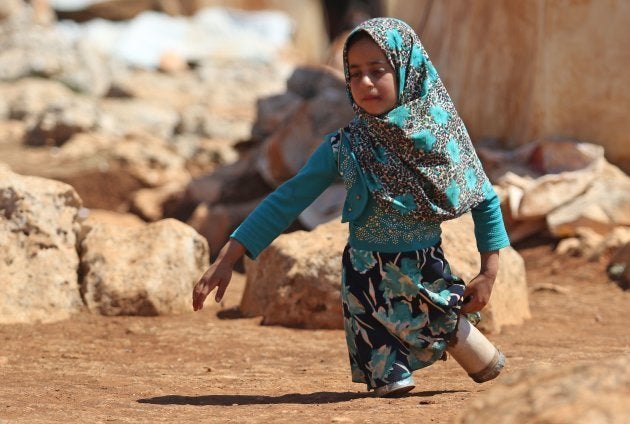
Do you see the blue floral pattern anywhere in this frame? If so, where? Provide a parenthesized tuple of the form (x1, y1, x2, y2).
(387, 106, 410, 127)
(446, 138, 460, 163)
(411, 129, 436, 153)
(410, 43, 424, 69)
(349, 247, 377, 274)
(429, 105, 450, 125)
(341, 244, 467, 389)
(445, 179, 461, 208)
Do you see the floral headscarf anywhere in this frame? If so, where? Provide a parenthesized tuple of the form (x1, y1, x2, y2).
(342, 17, 491, 222)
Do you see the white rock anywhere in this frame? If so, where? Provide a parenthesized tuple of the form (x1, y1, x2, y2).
(0, 168, 85, 324)
(80, 218, 209, 316)
(241, 219, 346, 329)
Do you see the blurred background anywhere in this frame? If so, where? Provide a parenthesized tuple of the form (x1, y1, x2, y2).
(1, 0, 629, 296)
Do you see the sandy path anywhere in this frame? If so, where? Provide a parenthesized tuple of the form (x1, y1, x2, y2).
(1, 243, 628, 423)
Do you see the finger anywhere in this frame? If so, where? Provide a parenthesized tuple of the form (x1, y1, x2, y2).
(461, 296, 480, 313)
(461, 302, 477, 314)
(192, 290, 205, 311)
(194, 291, 210, 311)
(462, 283, 476, 301)
(192, 282, 203, 310)
(193, 293, 205, 311)
(193, 280, 212, 298)
(192, 279, 216, 311)
(463, 296, 488, 313)
(215, 280, 228, 302)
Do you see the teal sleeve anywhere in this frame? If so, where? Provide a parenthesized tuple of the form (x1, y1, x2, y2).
(230, 141, 339, 259)
(471, 188, 510, 252)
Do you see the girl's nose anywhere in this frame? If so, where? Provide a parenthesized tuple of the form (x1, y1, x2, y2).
(359, 74, 374, 88)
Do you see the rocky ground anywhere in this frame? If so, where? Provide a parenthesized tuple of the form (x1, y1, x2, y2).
(1, 238, 628, 424)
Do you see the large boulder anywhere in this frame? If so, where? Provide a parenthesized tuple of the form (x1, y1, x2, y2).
(480, 140, 630, 243)
(241, 217, 529, 332)
(0, 167, 85, 324)
(80, 217, 209, 316)
(547, 163, 630, 238)
(454, 356, 630, 424)
(240, 219, 346, 329)
(256, 66, 353, 186)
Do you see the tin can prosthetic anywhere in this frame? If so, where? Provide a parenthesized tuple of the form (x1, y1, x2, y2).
(447, 316, 506, 383)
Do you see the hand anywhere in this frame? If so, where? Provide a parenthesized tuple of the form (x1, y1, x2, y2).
(192, 239, 245, 311)
(461, 250, 499, 314)
(192, 260, 234, 311)
(461, 272, 496, 313)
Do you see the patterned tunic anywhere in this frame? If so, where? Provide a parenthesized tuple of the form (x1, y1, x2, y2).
(342, 245, 466, 388)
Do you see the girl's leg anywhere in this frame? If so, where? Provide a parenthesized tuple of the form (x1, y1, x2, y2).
(341, 246, 415, 394)
(340, 244, 470, 395)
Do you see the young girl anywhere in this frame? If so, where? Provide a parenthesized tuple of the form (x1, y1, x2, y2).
(192, 17, 510, 397)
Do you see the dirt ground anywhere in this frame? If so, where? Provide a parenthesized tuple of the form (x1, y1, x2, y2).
(1, 238, 629, 424)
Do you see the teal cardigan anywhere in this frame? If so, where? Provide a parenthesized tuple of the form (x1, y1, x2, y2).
(232, 131, 510, 259)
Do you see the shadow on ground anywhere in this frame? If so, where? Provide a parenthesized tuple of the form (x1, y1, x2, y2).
(137, 389, 467, 405)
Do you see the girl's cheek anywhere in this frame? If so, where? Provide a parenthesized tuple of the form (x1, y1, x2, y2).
(349, 84, 358, 99)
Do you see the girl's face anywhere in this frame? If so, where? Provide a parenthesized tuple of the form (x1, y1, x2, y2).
(347, 35, 398, 116)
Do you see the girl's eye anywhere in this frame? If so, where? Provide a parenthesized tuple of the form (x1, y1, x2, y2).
(349, 67, 390, 80)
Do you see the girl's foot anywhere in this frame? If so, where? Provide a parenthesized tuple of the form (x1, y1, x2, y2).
(374, 376, 415, 397)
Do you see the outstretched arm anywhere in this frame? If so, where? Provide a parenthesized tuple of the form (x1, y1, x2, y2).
(461, 250, 499, 313)
(192, 238, 246, 310)
(464, 184, 510, 313)
(192, 139, 339, 310)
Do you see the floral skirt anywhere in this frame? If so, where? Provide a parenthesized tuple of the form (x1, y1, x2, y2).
(341, 243, 468, 390)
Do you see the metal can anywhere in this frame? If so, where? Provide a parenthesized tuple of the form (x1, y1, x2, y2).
(446, 316, 506, 383)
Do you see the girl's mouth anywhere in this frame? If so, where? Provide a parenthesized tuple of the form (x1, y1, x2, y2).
(362, 95, 381, 102)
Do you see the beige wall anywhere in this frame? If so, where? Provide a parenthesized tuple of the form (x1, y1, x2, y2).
(384, 0, 630, 172)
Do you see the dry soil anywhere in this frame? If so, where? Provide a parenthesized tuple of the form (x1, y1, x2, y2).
(1, 238, 629, 423)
